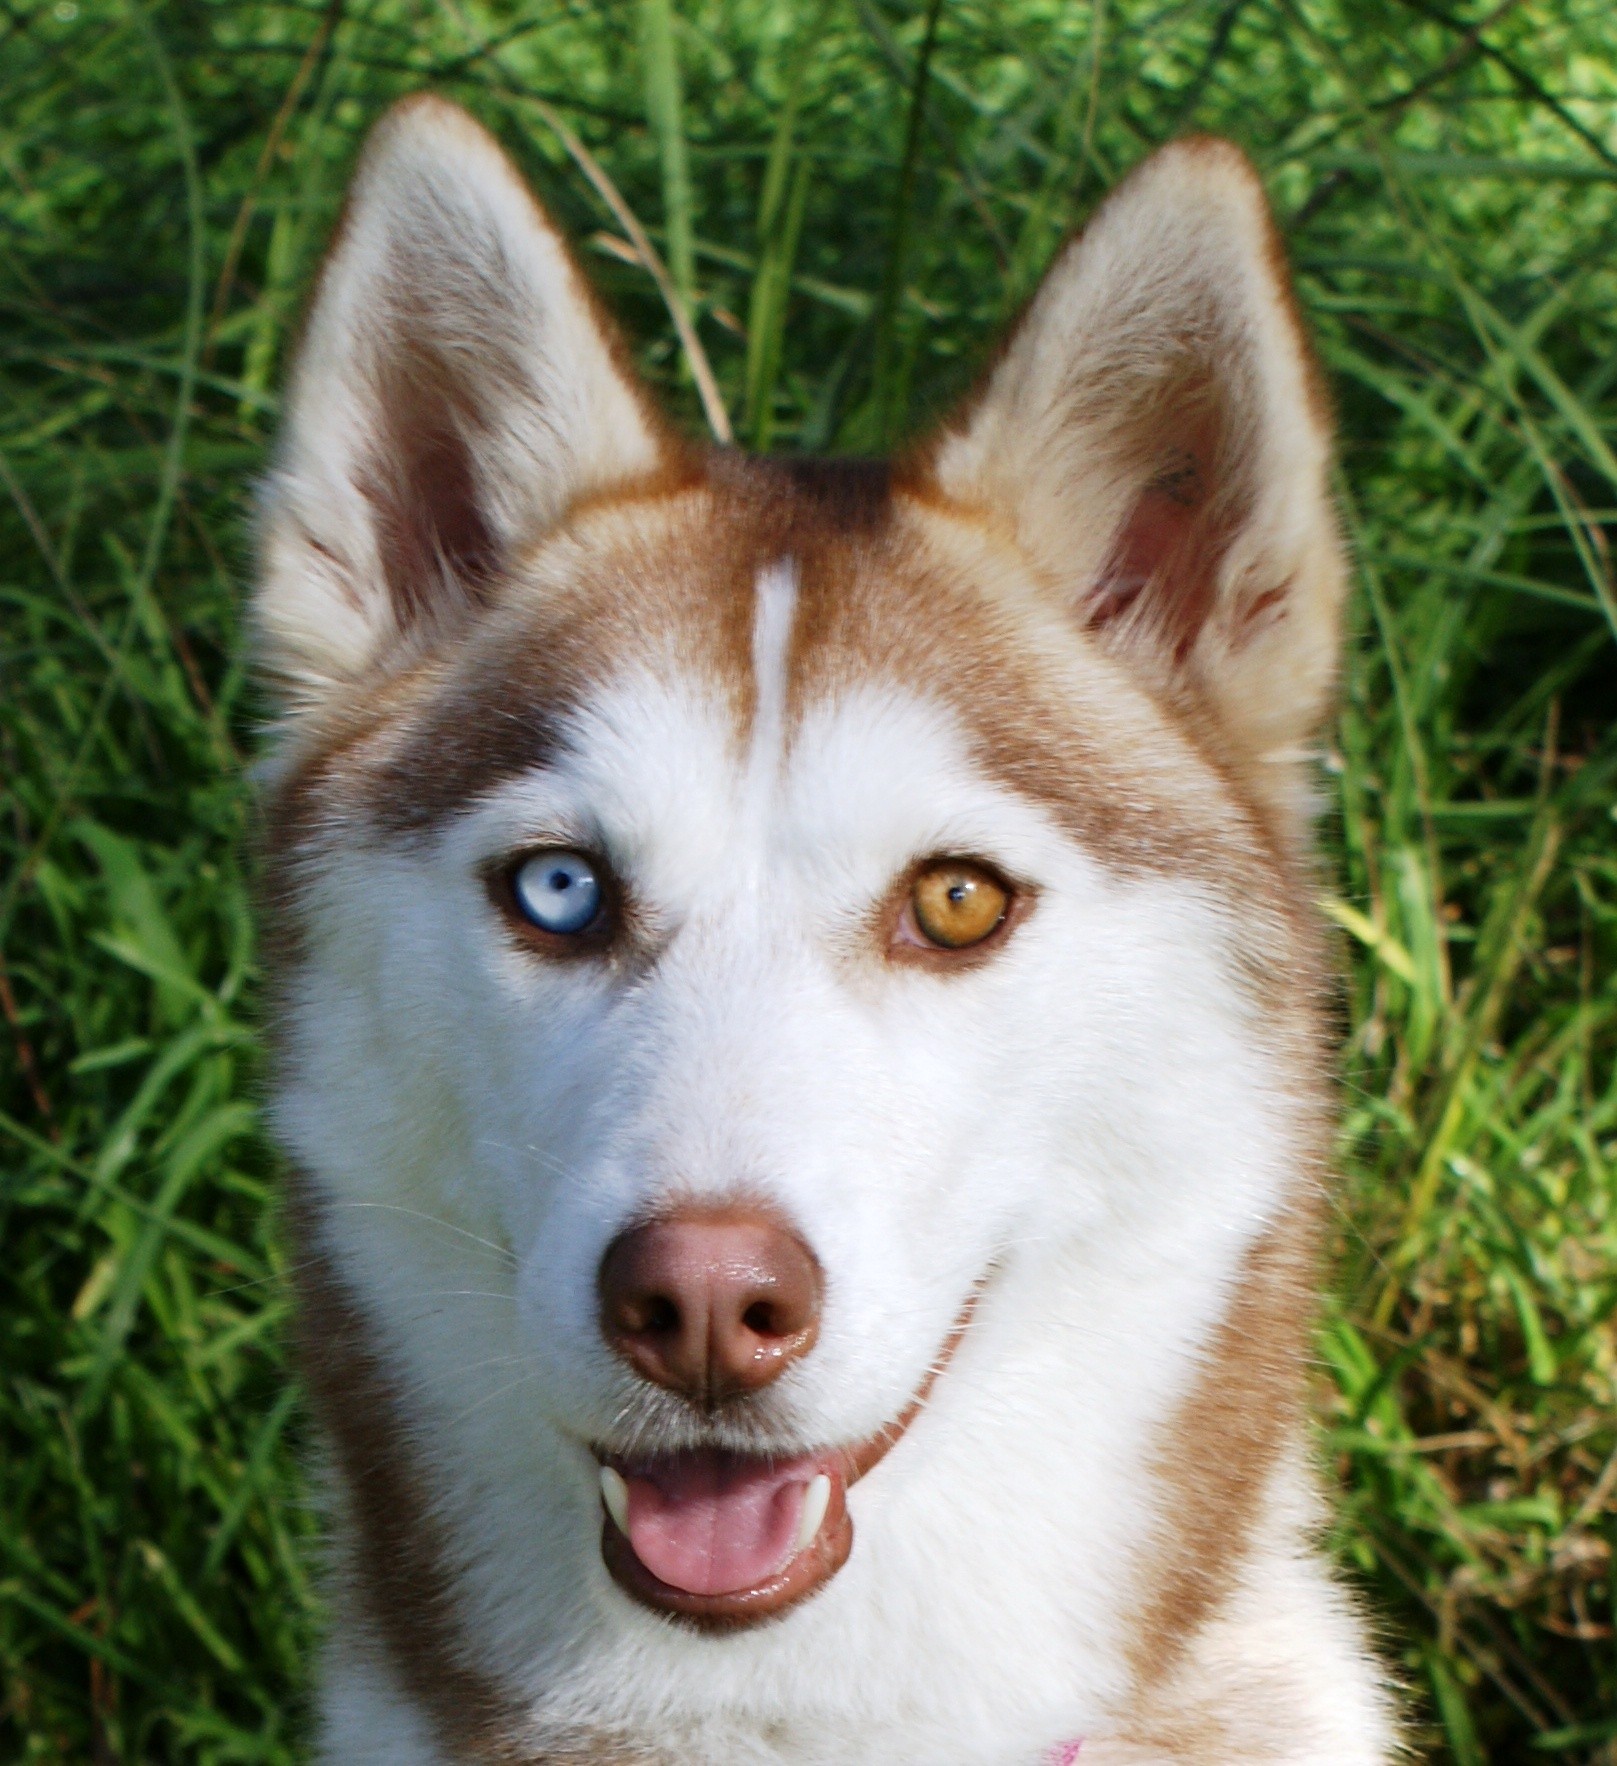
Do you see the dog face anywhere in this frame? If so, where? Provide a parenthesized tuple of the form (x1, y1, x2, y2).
(258, 97, 1348, 1752)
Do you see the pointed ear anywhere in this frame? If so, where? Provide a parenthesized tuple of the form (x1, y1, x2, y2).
(931, 137, 1345, 824)
(254, 96, 671, 710)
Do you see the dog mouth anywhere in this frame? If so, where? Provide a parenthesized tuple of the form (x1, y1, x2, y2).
(595, 1443, 855, 1627)
(593, 1294, 976, 1628)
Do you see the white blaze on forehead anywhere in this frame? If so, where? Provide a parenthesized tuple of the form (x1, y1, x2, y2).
(742, 558, 800, 829)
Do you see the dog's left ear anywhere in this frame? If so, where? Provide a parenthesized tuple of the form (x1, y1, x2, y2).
(255, 96, 671, 713)
(931, 137, 1345, 826)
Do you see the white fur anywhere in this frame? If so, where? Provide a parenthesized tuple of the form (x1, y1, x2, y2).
(746, 559, 799, 790)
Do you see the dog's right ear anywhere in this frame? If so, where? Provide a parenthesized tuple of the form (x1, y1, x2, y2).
(254, 96, 670, 712)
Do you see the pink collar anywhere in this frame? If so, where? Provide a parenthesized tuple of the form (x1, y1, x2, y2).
(1048, 1745, 1083, 1764)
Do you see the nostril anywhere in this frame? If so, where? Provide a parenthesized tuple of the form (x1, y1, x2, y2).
(598, 1207, 821, 1399)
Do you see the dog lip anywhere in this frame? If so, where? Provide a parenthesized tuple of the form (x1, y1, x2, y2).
(594, 1286, 981, 1629)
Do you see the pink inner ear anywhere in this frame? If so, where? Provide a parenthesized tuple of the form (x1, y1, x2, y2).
(1087, 415, 1233, 664)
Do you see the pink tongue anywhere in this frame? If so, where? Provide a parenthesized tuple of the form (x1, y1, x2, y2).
(621, 1452, 813, 1596)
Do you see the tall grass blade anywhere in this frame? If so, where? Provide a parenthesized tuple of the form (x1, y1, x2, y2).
(868, 0, 945, 447)
(639, 0, 697, 311)
(744, 4, 822, 447)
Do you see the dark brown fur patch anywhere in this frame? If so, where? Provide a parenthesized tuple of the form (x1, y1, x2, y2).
(708, 449, 894, 534)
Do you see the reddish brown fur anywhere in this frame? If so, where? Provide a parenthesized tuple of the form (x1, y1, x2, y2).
(285, 1171, 531, 1765)
(1130, 1199, 1325, 1675)
(287, 1172, 666, 1766)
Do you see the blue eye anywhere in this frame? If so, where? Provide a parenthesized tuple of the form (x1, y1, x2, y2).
(510, 849, 605, 937)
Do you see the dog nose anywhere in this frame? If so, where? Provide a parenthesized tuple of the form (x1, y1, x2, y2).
(598, 1208, 821, 1403)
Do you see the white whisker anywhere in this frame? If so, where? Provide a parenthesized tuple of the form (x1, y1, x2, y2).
(331, 1200, 518, 1267)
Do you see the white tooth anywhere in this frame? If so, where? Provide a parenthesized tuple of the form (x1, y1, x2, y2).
(599, 1465, 630, 1535)
(793, 1473, 832, 1555)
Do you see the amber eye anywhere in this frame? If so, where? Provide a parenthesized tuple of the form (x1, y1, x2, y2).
(909, 861, 1011, 950)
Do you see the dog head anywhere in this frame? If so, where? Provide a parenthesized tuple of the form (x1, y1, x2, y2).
(257, 95, 1345, 1744)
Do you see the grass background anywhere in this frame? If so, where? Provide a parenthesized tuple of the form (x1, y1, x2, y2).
(2, 0, 1615, 1758)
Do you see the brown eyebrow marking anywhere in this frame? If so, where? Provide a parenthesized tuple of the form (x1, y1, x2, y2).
(265, 444, 1312, 1012)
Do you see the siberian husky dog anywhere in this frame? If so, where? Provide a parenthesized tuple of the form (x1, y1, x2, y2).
(255, 95, 1397, 1765)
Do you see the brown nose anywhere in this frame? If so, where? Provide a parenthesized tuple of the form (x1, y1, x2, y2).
(598, 1207, 821, 1403)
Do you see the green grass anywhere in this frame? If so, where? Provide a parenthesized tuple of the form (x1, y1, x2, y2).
(2, 0, 1615, 1758)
